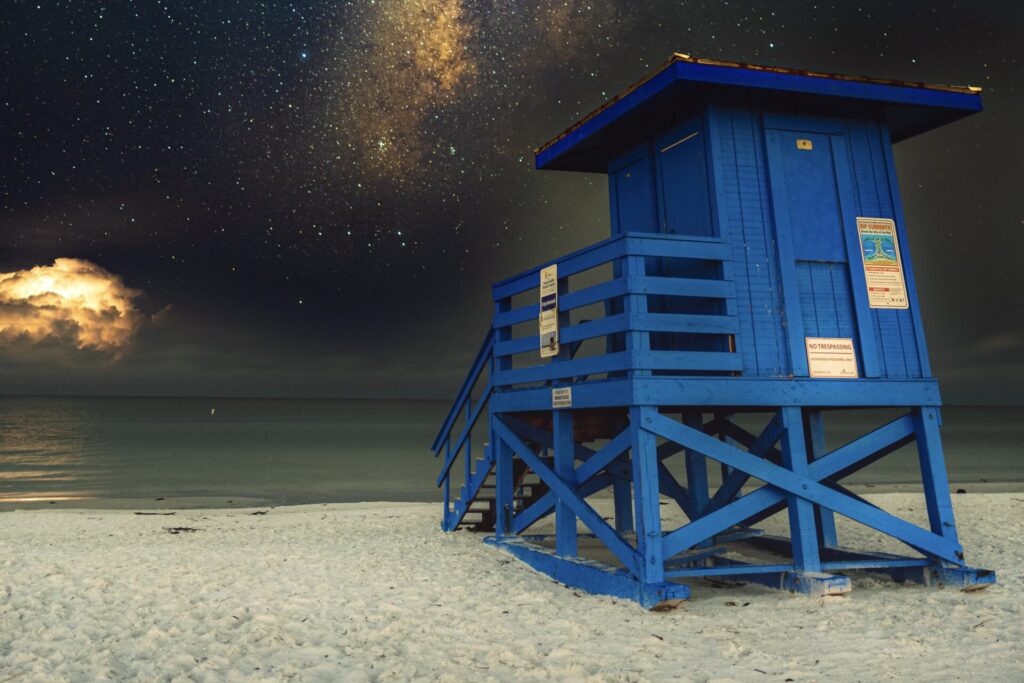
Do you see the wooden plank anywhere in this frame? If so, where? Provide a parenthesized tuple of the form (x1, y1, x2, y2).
(629, 275, 735, 299)
(631, 312, 739, 334)
(625, 235, 729, 260)
(494, 349, 741, 387)
(762, 127, 810, 376)
(630, 406, 665, 583)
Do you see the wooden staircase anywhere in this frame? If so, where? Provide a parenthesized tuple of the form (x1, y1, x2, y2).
(448, 454, 550, 532)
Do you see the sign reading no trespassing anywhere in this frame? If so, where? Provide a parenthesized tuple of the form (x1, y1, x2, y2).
(539, 264, 559, 358)
(857, 217, 908, 309)
(805, 337, 859, 378)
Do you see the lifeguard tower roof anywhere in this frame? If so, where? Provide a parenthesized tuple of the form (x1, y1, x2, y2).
(537, 53, 983, 172)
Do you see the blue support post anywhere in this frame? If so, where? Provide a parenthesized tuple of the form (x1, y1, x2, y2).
(683, 412, 710, 517)
(914, 406, 960, 547)
(780, 407, 821, 572)
(633, 407, 664, 583)
(806, 410, 838, 547)
(612, 472, 634, 534)
(553, 408, 578, 556)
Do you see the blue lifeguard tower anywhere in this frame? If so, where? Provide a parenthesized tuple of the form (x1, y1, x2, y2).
(431, 54, 995, 608)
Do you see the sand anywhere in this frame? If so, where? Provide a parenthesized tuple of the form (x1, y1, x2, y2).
(1, 493, 1021, 681)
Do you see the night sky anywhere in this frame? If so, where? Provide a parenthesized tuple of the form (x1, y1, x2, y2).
(2, 1, 1021, 402)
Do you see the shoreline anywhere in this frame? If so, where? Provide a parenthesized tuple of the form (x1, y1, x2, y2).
(3, 479, 1023, 512)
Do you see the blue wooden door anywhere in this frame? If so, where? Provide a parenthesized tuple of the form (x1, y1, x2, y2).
(765, 123, 880, 378)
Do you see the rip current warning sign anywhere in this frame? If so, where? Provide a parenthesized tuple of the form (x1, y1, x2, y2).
(857, 217, 908, 309)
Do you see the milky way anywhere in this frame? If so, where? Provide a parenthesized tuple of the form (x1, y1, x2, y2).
(1, 2, 1021, 398)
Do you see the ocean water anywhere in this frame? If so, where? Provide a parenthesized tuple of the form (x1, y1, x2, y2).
(0, 397, 1021, 509)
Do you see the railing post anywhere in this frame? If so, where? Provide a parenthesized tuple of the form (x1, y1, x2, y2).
(623, 252, 650, 378)
(493, 297, 513, 537)
(443, 436, 452, 530)
(464, 399, 472, 491)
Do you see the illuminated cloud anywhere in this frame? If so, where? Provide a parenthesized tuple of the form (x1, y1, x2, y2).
(0, 258, 143, 352)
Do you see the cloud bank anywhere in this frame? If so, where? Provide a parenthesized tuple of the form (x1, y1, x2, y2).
(0, 258, 143, 352)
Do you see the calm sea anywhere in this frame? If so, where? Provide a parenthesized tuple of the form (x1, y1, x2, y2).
(0, 397, 1021, 509)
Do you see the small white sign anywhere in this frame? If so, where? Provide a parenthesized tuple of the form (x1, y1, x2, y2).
(857, 217, 909, 309)
(539, 264, 559, 358)
(552, 387, 573, 409)
(805, 337, 859, 378)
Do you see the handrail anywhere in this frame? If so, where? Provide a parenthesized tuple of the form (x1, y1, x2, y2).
(431, 328, 494, 453)
(489, 231, 740, 390)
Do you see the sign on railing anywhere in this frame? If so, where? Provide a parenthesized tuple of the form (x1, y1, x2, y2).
(539, 264, 559, 358)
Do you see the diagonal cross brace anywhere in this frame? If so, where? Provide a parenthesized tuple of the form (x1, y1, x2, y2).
(511, 427, 631, 534)
(740, 416, 916, 529)
(493, 418, 642, 576)
(646, 410, 963, 564)
(702, 413, 784, 517)
(506, 417, 686, 533)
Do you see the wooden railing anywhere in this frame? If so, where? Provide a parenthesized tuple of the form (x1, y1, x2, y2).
(433, 231, 740, 530)
(432, 329, 495, 530)
(490, 232, 741, 389)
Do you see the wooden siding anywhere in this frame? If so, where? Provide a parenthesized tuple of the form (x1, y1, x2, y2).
(708, 105, 789, 377)
(844, 118, 924, 378)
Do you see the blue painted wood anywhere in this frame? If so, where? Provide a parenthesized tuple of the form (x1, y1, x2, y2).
(435, 380, 492, 485)
(537, 57, 981, 171)
(879, 124, 932, 377)
(763, 127, 811, 377)
(431, 329, 493, 453)
(806, 410, 839, 547)
(655, 124, 713, 237)
(505, 430, 626, 536)
(508, 427, 631, 534)
(632, 377, 940, 408)
(485, 537, 689, 608)
(779, 406, 822, 572)
(494, 418, 643, 576)
(553, 409, 578, 557)
(703, 414, 783, 516)
(433, 60, 992, 604)
(776, 130, 847, 262)
(831, 135, 883, 377)
(612, 474, 634, 534)
(609, 143, 657, 234)
(645, 409, 963, 563)
(681, 414, 709, 513)
(914, 406, 960, 545)
(445, 450, 494, 531)
(494, 350, 741, 387)
(657, 460, 694, 519)
(630, 406, 665, 583)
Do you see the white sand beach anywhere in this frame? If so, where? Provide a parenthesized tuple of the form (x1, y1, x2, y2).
(1, 493, 1021, 681)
